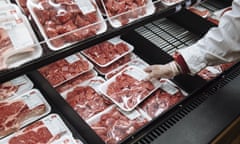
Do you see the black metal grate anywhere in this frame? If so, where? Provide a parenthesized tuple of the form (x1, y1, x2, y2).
(134, 63, 240, 144)
(135, 18, 199, 55)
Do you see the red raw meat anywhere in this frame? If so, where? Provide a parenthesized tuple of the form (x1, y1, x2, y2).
(95, 54, 132, 74)
(66, 86, 111, 120)
(0, 100, 46, 137)
(103, 0, 147, 25)
(56, 71, 96, 93)
(83, 41, 130, 66)
(106, 72, 154, 110)
(0, 82, 19, 100)
(91, 107, 147, 144)
(140, 88, 184, 118)
(8, 120, 64, 144)
(32, 0, 100, 48)
(39, 54, 91, 86)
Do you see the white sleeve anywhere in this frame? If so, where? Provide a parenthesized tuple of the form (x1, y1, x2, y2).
(178, 0, 240, 74)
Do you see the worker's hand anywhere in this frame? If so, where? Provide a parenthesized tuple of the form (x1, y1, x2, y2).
(144, 61, 181, 80)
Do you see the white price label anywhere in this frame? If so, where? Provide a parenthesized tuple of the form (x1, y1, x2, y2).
(206, 66, 221, 74)
(185, 0, 191, 7)
(65, 55, 80, 64)
(108, 37, 122, 45)
(175, 4, 182, 12)
(124, 67, 147, 81)
(43, 116, 68, 136)
(161, 82, 178, 95)
(22, 91, 44, 109)
(77, 0, 96, 15)
(119, 109, 141, 120)
(11, 76, 27, 85)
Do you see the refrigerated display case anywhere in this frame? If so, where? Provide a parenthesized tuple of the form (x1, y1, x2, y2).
(1, 0, 240, 143)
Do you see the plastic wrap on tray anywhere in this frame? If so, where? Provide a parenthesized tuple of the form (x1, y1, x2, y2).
(0, 89, 51, 138)
(105, 58, 149, 79)
(0, 114, 74, 144)
(139, 79, 186, 119)
(0, 4, 42, 70)
(87, 105, 148, 144)
(27, 0, 107, 50)
(188, 5, 210, 18)
(160, 0, 184, 6)
(198, 62, 236, 81)
(15, 0, 31, 16)
(101, 0, 155, 27)
(95, 53, 137, 75)
(56, 70, 97, 93)
(39, 53, 93, 87)
(0, 75, 33, 101)
(61, 77, 112, 121)
(82, 37, 134, 67)
(100, 66, 161, 111)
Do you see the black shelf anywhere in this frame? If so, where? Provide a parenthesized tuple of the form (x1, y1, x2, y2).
(0, 0, 201, 83)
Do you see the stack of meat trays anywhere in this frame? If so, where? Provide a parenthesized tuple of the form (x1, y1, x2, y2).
(26, 0, 107, 50)
(0, 114, 84, 144)
(100, 0, 155, 27)
(0, 89, 51, 138)
(60, 77, 112, 121)
(39, 53, 94, 88)
(0, 75, 33, 101)
(0, 4, 42, 70)
(82, 37, 136, 76)
(198, 62, 236, 81)
(87, 105, 149, 144)
(138, 79, 188, 119)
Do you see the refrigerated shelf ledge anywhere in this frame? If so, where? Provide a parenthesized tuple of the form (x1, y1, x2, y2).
(0, 0, 203, 83)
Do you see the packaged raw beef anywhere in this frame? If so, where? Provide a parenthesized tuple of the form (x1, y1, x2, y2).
(56, 70, 97, 93)
(198, 65, 222, 81)
(82, 37, 134, 67)
(39, 53, 93, 87)
(188, 6, 210, 18)
(0, 75, 33, 101)
(139, 80, 186, 119)
(101, 0, 155, 27)
(15, 0, 31, 17)
(0, 89, 51, 138)
(87, 105, 148, 144)
(100, 66, 160, 111)
(95, 53, 137, 75)
(0, 4, 42, 70)
(27, 0, 107, 50)
(161, 0, 184, 6)
(0, 114, 74, 144)
(105, 58, 149, 79)
(61, 77, 112, 121)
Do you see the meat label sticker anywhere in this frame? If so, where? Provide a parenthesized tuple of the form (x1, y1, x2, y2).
(65, 55, 80, 64)
(161, 82, 178, 95)
(108, 37, 122, 45)
(11, 76, 28, 85)
(119, 109, 141, 120)
(77, 0, 96, 15)
(22, 90, 44, 109)
(124, 67, 147, 81)
(206, 66, 222, 74)
(42, 116, 69, 136)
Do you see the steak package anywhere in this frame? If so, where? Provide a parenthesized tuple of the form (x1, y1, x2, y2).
(138, 79, 187, 119)
(0, 89, 51, 138)
(27, 0, 107, 50)
(0, 4, 42, 70)
(95, 53, 137, 75)
(61, 77, 112, 121)
(105, 58, 149, 79)
(0, 75, 33, 101)
(87, 105, 148, 144)
(56, 70, 97, 93)
(82, 37, 134, 67)
(39, 53, 93, 87)
(188, 5, 210, 18)
(0, 114, 75, 144)
(100, 66, 160, 111)
(101, 0, 155, 27)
